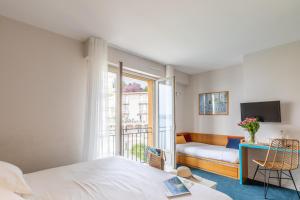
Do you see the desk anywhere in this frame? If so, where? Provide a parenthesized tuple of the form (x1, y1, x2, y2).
(239, 142, 300, 184)
(239, 143, 270, 184)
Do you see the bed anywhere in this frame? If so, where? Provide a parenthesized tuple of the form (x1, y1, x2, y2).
(22, 157, 231, 200)
(176, 133, 243, 179)
(177, 142, 239, 163)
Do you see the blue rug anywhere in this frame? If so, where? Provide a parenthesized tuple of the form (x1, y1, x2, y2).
(189, 167, 299, 200)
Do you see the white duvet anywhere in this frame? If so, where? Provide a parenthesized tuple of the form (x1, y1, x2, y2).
(23, 157, 231, 200)
(177, 142, 239, 163)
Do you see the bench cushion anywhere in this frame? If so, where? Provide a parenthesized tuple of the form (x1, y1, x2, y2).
(176, 142, 239, 163)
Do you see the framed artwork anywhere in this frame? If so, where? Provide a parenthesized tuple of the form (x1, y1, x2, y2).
(199, 91, 229, 115)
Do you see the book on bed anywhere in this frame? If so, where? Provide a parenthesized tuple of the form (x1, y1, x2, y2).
(164, 176, 191, 197)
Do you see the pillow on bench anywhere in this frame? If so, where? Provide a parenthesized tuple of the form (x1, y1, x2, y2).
(226, 138, 241, 150)
(176, 135, 187, 144)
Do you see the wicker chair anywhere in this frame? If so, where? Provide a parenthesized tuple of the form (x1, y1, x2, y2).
(252, 139, 300, 199)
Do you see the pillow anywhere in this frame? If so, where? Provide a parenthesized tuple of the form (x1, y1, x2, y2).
(176, 135, 187, 144)
(0, 187, 25, 200)
(226, 138, 241, 150)
(0, 161, 32, 195)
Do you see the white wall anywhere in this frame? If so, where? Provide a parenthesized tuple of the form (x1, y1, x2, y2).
(244, 42, 300, 189)
(185, 41, 300, 189)
(174, 69, 191, 133)
(189, 65, 244, 135)
(0, 15, 167, 173)
(243, 42, 300, 143)
(187, 41, 300, 141)
(175, 83, 192, 133)
(175, 69, 190, 85)
(0, 16, 87, 173)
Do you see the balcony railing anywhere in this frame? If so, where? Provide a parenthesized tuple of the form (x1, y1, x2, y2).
(107, 127, 152, 163)
(122, 127, 151, 163)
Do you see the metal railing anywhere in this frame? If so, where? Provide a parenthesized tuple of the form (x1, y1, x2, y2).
(106, 127, 151, 162)
(106, 127, 172, 166)
(122, 127, 151, 163)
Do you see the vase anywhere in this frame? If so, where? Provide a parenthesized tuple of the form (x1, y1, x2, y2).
(249, 132, 255, 144)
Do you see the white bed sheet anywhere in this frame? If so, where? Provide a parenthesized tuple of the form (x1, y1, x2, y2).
(176, 142, 239, 163)
(23, 157, 231, 200)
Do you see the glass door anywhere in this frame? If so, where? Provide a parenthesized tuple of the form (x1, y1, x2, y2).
(107, 62, 156, 161)
(156, 77, 176, 169)
(121, 74, 154, 162)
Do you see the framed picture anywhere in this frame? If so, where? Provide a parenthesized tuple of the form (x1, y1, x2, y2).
(199, 91, 229, 115)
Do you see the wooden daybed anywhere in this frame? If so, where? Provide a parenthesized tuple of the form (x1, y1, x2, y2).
(176, 132, 244, 179)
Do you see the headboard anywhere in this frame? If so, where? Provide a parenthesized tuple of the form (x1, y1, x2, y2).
(177, 132, 244, 146)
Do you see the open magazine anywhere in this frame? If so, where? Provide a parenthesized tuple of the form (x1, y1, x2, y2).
(164, 176, 191, 198)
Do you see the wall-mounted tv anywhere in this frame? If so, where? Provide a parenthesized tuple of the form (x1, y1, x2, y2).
(240, 101, 281, 122)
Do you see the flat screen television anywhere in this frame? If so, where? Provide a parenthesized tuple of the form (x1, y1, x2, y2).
(240, 101, 281, 122)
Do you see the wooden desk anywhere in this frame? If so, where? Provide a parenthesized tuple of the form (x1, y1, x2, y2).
(239, 143, 269, 184)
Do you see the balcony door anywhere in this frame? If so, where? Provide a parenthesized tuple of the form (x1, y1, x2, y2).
(121, 74, 154, 162)
(107, 63, 154, 161)
(156, 77, 176, 169)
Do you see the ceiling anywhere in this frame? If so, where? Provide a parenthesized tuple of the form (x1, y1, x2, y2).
(0, 0, 300, 74)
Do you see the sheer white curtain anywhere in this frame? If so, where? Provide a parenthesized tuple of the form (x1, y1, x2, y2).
(83, 37, 110, 161)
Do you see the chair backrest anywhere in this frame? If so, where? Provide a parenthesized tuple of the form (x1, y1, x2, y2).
(265, 139, 299, 170)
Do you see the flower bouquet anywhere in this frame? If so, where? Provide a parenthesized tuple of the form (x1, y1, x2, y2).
(238, 118, 260, 144)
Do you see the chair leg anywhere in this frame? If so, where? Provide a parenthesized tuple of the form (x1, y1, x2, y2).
(265, 169, 271, 199)
(289, 170, 300, 199)
(279, 170, 282, 187)
(276, 170, 282, 187)
(252, 165, 259, 183)
(264, 168, 267, 199)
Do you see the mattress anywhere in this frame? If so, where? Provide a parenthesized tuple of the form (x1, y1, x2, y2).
(23, 157, 231, 200)
(176, 142, 239, 163)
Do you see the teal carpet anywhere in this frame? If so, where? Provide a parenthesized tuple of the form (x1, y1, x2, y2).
(189, 167, 299, 200)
